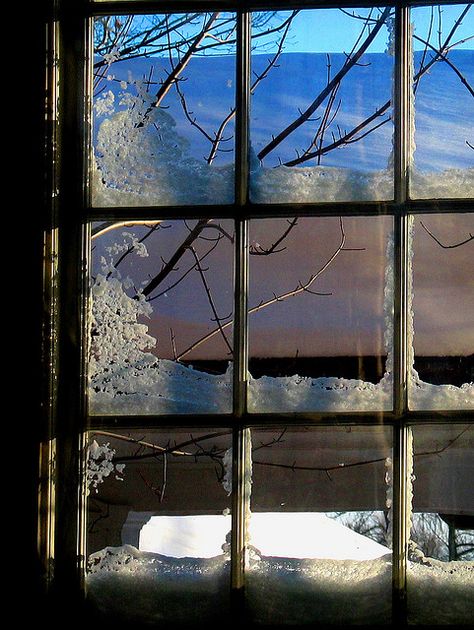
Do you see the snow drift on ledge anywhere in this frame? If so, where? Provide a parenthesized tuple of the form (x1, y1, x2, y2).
(86, 543, 474, 625)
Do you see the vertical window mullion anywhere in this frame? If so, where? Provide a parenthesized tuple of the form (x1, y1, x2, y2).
(54, 0, 90, 608)
(392, 3, 412, 625)
(231, 7, 251, 620)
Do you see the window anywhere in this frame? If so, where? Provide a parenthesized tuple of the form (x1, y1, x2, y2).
(38, 1, 473, 626)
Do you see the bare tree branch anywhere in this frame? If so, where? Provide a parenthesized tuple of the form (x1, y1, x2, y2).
(413, 33, 474, 98)
(138, 12, 221, 127)
(174, 217, 354, 361)
(257, 7, 392, 162)
(250, 218, 298, 255)
(188, 245, 233, 356)
(420, 220, 474, 249)
(140, 219, 212, 298)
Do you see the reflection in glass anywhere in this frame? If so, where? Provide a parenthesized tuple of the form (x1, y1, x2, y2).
(88, 220, 234, 414)
(92, 13, 236, 206)
(410, 5, 474, 198)
(409, 214, 474, 410)
(246, 426, 393, 625)
(248, 216, 393, 412)
(86, 429, 232, 625)
(250, 8, 394, 203)
(408, 425, 474, 625)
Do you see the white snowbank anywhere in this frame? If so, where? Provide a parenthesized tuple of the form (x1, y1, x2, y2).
(140, 513, 390, 561)
(89, 357, 472, 414)
(248, 371, 393, 412)
(89, 357, 233, 415)
(410, 167, 474, 199)
(250, 164, 394, 203)
(246, 553, 393, 625)
(87, 545, 230, 625)
(86, 543, 473, 625)
(93, 160, 474, 207)
(407, 559, 474, 625)
(409, 370, 474, 410)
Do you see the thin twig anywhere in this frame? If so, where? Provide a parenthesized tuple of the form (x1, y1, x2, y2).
(250, 218, 298, 255)
(188, 245, 233, 356)
(420, 220, 474, 249)
(257, 7, 391, 162)
(175, 217, 354, 361)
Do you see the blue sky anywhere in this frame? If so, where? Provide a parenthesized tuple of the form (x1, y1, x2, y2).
(267, 5, 473, 53)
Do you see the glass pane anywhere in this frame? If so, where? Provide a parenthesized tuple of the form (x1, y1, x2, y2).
(88, 220, 234, 414)
(410, 5, 474, 198)
(92, 13, 236, 206)
(250, 8, 395, 203)
(248, 216, 393, 412)
(86, 428, 232, 625)
(409, 214, 473, 410)
(408, 424, 474, 625)
(247, 426, 393, 625)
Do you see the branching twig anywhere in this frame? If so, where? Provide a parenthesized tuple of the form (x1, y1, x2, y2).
(137, 12, 221, 127)
(250, 218, 298, 255)
(175, 217, 356, 361)
(140, 219, 212, 298)
(93, 430, 232, 462)
(147, 233, 223, 302)
(188, 245, 233, 356)
(90, 428, 472, 492)
(413, 33, 474, 98)
(257, 7, 392, 162)
(420, 220, 474, 249)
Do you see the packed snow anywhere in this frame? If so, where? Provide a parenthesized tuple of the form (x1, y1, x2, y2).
(86, 541, 473, 625)
(87, 545, 230, 625)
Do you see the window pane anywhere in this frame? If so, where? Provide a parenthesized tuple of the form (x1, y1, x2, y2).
(92, 13, 236, 207)
(409, 214, 474, 410)
(408, 424, 474, 625)
(248, 216, 393, 412)
(247, 426, 393, 625)
(88, 220, 234, 414)
(410, 5, 474, 198)
(250, 8, 394, 203)
(86, 428, 232, 625)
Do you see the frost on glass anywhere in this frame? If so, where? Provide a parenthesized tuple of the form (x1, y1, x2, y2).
(92, 13, 236, 207)
(248, 216, 393, 412)
(85, 429, 232, 625)
(407, 425, 474, 625)
(410, 5, 474, 199)
(246, 427, 393, 625)
(409, 215, 473, 410)
(88, 220, 234, 414)
(250, 8, 395, 203)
